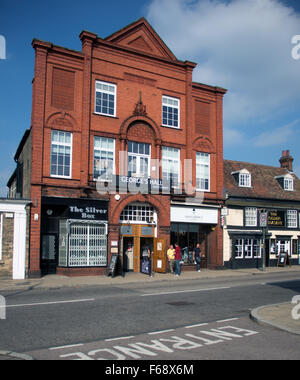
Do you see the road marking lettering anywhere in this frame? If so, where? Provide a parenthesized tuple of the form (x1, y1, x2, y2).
(35, 321, 258, 360)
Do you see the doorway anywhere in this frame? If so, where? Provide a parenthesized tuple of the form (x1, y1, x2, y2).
(140, 237, 153, 274)
(123, 237, 134, 272)
(41, 233, 58, 275)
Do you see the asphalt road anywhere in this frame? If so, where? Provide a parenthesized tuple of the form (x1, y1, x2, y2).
(1, 272, 300, 360)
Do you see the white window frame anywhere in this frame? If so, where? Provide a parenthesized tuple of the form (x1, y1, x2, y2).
(119, 203, 155, 224)
(93, 136, 115, 181)
(245, 207, 257, 227)
(68, 222, 108, 267)
(235, 239, 244, 259)
(162, 146, 181, 188)
(244, 239, 253, 258)
(127, 141, 151, 178)
(287, 210, 298, 228)
(284, 177, 294, 191)
(239, 173, 251, 187)
(196, 152, 210, 192)
(50, 130, 72, 179)
(162, 95, 180, 129)
(95, 80, 117, 117)
(253, 239, 262, 258)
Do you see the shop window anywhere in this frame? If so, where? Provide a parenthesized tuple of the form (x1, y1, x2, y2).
(170, 223, 206, 264)
(59, 220, 107, 267)
(162, 95, 180, 128)
(128, 141, 150, 178)
(196, 152, 210, 191)
(95, 81, 116, 117)
(93, 137, 115, 180)
(50, 130, 72, 178)
(162, 146, 180, 187)
(235, 239, 244, 259)
(234, 238, 261, 259)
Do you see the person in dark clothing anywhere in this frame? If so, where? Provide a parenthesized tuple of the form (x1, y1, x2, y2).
(193, 243, 202, 272)
(174, 243, 181, 277)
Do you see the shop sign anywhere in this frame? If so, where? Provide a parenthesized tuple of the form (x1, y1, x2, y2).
(267, 210, 285, 227)
(171, 206, 218, 224)
(68, 200, 108, 221)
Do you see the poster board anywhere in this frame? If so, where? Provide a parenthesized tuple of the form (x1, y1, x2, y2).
(277, 252, 291, 267)
(107, 254, 119, 277)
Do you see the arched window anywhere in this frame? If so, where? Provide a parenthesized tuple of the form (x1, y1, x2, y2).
(120, 203, 154, 223)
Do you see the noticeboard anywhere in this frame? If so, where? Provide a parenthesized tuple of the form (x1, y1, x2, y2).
(277, 252, 290, 267)
(107, 254, 119, 277)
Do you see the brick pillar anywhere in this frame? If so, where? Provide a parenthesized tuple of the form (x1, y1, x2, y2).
(29, 185, 42, 277)
(29, 41, 50, 277)
(79, 31, 97, 187)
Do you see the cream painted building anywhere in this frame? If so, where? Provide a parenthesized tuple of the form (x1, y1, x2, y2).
(223, 151, 300, 269)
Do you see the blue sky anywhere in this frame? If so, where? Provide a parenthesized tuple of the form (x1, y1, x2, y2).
(0, 0, 300, 196)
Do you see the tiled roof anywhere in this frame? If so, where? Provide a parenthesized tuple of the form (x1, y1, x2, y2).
(224, 160, 300, 201)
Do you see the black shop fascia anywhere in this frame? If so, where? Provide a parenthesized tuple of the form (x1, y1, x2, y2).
(40, 197, 109, 274)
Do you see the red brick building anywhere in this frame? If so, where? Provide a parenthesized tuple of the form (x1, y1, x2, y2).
(12, 18, 226, 277)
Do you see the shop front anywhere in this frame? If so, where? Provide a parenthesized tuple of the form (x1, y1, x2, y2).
(170, 204, 219, 269)
(41, 197, 108, 275)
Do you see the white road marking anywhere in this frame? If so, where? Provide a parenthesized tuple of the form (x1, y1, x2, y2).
(141, 287, 230, 297)
(105, 336, 135, 342)
(148, 329, 175, 335)
(4, 298, 95, 308)
(185, 323, 209, 329)
(50, 344, 84, 351)
(217, 318, 239, 323)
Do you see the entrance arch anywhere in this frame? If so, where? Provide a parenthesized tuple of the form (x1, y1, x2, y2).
(115, 196, 169, 273)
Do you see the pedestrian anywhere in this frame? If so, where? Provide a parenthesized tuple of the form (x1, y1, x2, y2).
(147, 248, 153, 277)
(193, 243, 202, 272)
(167, 244, 175, 274)
(174, 243, 181, 277)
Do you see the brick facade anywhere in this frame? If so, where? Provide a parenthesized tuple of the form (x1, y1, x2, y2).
(24, 18, 226, 276)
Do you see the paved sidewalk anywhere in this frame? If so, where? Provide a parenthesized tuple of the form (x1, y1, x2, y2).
(250, 302, 300, 336)
(0, 266, 300, 292)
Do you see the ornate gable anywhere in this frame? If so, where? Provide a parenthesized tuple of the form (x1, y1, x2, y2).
(105, 18, 177, 61)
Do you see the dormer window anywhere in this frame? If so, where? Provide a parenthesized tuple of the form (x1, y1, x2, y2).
(284, 177, 294, 191)
(239, 172, 251, 187)
(231, 169, 251, 188)
(275, 174, 294, 191)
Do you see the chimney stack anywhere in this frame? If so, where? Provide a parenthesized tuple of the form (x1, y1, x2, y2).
(279, 150, 293, 172)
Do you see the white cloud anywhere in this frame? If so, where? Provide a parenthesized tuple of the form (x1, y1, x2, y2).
(253, 119, 299, 147)
(147, 0, 300, 127)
